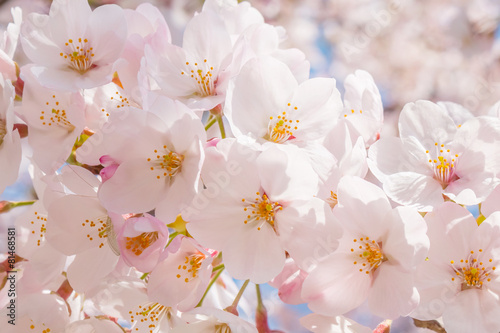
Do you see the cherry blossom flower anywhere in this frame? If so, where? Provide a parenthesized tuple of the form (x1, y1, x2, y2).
(411, 202, 500, 333)
(318, 122, 368, 209)
(20, 0, 127, 90)
(145, 9, 232, 110)
(94, 95, 206, 222)
(302, 176, 429, 319)
(45, 166, 120, 293)
(226, 56, 342, 145)
(186, 139, 339, 283)
(116, 213, 169, 273)
(339, 70, 384, 147)
(368, 100, 500, 211)
(0, 74, 21, 194)
(147, 236, 214, 311)
(17, 67, 85, 173)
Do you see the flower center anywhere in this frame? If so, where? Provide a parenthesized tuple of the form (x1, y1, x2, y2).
(81, 215, 108, 249)
(450, 249, 497, 290)
(242, 192, 282, 231)
(351, 237, 387, 274)
(176, 252, 206, 283)
(27, 319, 51, 332)
(325, 191, 338, 208)
(60, 38, 96, 74)
(148, 147, 184, 181)
(343, 109, 363, 117)
(39, 95, 75, 132)
(426, 143, 460, 188)
(29, 211, 47, 247)
(181, 59, 215, 97)
(215, 323, 232, 333)
(266, 104, 300, 144)
(125, 232, 159, 256)
(129, 302, 171, 331)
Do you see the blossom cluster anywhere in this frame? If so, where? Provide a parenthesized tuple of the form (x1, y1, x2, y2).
(1, 0, 500, 332)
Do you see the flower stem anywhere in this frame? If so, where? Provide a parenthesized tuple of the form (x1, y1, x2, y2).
(196, 265, 225, 307)
(225, 279, 250, 315)
(0, 200, 36, 213)
(205, 116, 217, 131)
(216, 115, 226, 139)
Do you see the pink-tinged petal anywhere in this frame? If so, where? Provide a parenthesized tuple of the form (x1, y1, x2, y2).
(437, 101, 474, 126)
(86, 4, 127, 65)
(383, 206, 429, 270)
(58, 165, 100, 196)
(368, 264, 419, 319)
(411, 261, 458, 321)
(425, 202, 476, 263)
(223, 221, 285, 284)
(300, 314, 371, 333)
(258, 144, 318, 201)
(442, 289, 500, 333)
(98, 158, 167, 214)
(16, 293, 69, 332)
(278, 198, 342, 272)
(155, 167, 198, 224)
(368, 137, 428, 183)
(148, 237, 213, 311)
(0, 129, 21, 193)
(383, 172, 444, 211)
(20, 15, 69, 68)
(277, 268, 308, 305)
(335, 176, 392, 238)
(290, 77, 342, 141)
(100, 164, 118, 183)
(186, 204, 245, 250)
(66, 245, 119, 293)
(17, 243, 66, 293)
(302, 253, 371, 316)
(46, 195, 108, 256)
(48, 0, 92, 46)
(343, 70, 383, 123)
(340, 136, 368, 178)
(182, 10, 232, 71)
(117, 214, 169, 273)
(445, 173, 498, 205)
(66, 318, 124, 333)
(399, 100, 456, 145)
(482, 184, 500, 218)
(228, 56, 297, 138)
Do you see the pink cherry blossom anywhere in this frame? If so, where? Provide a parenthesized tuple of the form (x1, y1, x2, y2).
(17, 66, 85, 173)
(20, 0, 127, 90)
(94, 95, 206, 222)
(368, 100, 500, 211)
(412, 202, 500, 333)
(339, 70, 384, 147)
(302, 176, 429, 319)
(116, 213, 169, 273)
(186, 139, 339, 283)
(147, 235, 214, 312)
